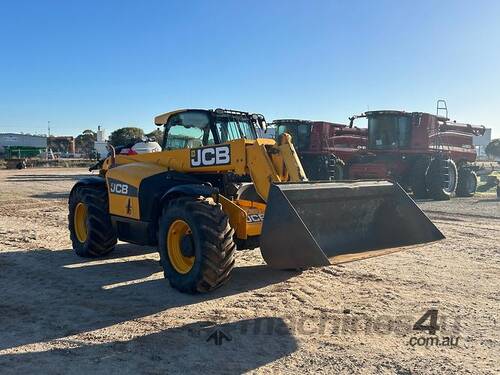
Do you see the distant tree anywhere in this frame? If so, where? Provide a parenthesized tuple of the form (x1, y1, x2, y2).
(75, 129, 97, 157)
(48, 137, 66, 153)
(485, 139, 500, 159)
(146, 128, 164, 142)
(109, 127, 144, 146)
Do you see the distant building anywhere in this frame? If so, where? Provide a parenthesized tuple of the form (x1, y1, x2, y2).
(473, 128, 492, 158)
(0, 133, 47, 148)
(94, 126, 109, 158)
(0, 133, 47, 158)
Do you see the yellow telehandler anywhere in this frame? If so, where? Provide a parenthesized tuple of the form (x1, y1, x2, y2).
(69, 109, 444, 293)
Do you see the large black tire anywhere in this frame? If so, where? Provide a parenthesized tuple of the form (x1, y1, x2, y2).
(158, 196, 236, 294)
(410, 158, 429, 199)
(68, 185, 117, 257)
(427, 158, 457, 201)
(456, 167, 477, 197)
(300, 154, 344, 181)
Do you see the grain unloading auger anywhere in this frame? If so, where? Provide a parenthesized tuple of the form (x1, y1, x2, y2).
(69, 109, 444, 293)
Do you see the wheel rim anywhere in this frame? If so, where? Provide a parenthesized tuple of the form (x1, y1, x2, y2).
(445, 164, 457, 193)
(74, 202, 88, 243)
(167, 219, 195, 274)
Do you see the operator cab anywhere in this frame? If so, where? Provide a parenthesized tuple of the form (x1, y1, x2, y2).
(364, 111, 418, 150)
(154, 109, 266, 150)
(273, 119, 312, 152)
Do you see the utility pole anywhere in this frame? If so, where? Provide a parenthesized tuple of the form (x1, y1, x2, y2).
(46, 121, 51, 160)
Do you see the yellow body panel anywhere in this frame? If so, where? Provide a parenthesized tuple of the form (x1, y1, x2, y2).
(276, 133, 308, 182)
(107, 162, 167, 187)
(218, 196, 248, 239)
(218, 196, 265, 239)
(237, 199, 266, 237)
(109, 195, 141, 220)
(111, 139, 248, 176)
(246, 142, 283, 201)
(106, 162, 167, 219)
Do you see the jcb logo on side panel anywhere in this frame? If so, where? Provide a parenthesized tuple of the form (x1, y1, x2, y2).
(110, 183, 129, 195)
(247, 213, 265, 223)
(108, 178, 138, 197)
(190, 145, 231, 167)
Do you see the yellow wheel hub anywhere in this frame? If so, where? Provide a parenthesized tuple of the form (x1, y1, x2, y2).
(167, 219, 195, 274)
(74, 202, 88, 243)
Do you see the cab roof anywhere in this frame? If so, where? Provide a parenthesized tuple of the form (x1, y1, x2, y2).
(273, 119, 347, 128)
(154, 109, 200, 126)
(364, 110, 410, 116)
(273, 119, 313, 124)
(154, 108, 255, 126)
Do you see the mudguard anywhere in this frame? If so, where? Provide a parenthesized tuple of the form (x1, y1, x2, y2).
(69, 176, 106, 197)
(160, 184, 218, 205)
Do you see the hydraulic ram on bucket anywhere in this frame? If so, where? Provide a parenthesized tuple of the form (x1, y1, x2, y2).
(260, 180, 444, 269)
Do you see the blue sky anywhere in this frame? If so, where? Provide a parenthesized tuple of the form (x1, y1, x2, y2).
(0, 0, 499, 137)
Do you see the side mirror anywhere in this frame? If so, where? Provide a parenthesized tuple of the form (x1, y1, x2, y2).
(259, 118, 267, 131)
(251, 113, 267, 131)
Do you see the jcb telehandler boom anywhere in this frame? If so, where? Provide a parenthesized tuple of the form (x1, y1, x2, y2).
(69, 109, 443, 293)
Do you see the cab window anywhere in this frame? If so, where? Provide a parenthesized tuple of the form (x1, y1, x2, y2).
(215, 117, 257, 143)
(276, 123, 310, 150)
(164, 111, 215, 150)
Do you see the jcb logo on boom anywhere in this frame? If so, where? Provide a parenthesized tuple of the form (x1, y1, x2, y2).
(190, 145, 231, 167)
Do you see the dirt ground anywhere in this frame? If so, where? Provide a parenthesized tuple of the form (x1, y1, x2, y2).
(0, 168, 498, 374)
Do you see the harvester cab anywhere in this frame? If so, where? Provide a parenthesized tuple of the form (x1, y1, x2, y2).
(272, 119, 362, 180)
(349, 111, 420, 151)
(348, 108, 485, 200)
(273, 119, 313, 153)
(68, 108, 444, 294)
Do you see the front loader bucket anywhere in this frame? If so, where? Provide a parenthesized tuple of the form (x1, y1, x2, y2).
(260, 180, 444, 269)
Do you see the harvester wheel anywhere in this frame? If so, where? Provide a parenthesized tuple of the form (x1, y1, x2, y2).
(427, 158, 457, 201)
(410, 158, 429, 199)
(456, 167, 477, 197)
(158, 196, 236, 294)
(68, 185, 117, 257)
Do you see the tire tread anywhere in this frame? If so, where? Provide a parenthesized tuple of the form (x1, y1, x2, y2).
(159, 196, 236, 294)
(68, 185, 117, 257)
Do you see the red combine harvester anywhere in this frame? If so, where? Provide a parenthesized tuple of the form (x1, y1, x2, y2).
(273, 119, 366, 180)
(347, 102, 485, 200)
